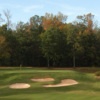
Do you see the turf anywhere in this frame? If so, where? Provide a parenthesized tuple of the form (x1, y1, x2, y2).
(0, 67, 100, 100)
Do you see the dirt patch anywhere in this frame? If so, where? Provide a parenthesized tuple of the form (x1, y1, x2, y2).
(43, 79, 78, 87)
(9, 83, 30, 89)
(31, 78, 55, 82)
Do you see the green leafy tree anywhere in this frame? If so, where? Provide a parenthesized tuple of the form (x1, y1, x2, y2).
(0, 25, 10, 65)
(67, 24, 79, 67)
(41, 27, 67, 68)
(79, 30, 98, 66)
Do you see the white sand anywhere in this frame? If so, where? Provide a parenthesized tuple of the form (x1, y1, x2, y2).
(31, 78, 54, 82)
(9, 83, 30, 89)
(43, 79, 78, 87)
(9, 79, 78, 89)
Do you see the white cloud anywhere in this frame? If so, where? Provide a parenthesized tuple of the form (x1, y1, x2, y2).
(0, 3, 43, 13)
(0, 3, 22, 9)
(48, 1, 86, 11)
(23, 5, 44, 13)
(59, 4, 86, 11)
(46, 1, 86, 16)
(62, 11, 73, 16)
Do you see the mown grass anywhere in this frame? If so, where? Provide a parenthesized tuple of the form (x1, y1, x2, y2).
(0, 67, 100, 100)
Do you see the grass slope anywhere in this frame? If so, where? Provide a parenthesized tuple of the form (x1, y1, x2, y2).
(0, 67, 100, 100)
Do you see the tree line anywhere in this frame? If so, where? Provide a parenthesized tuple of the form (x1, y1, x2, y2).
(0, 11, 100, 68)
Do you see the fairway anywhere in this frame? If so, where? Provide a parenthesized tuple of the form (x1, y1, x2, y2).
(0, 67, 100, 100)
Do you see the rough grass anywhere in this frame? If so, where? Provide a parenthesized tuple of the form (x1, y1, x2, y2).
(0, 67, 100, 100)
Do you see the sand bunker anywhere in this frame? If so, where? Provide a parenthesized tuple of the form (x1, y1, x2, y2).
(95, 76, 100, 80)
(31, 78, 54, 82)
(43, 79, 78, 87)
(9, 83, 30, 89)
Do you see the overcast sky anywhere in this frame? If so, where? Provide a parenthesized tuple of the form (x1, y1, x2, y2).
(0, 0, 100, 26)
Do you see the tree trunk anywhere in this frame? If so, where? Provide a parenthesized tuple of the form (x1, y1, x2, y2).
(73, 51, 75, 68)
(47, 57, 50, 68)
(73, 44, 76, 68)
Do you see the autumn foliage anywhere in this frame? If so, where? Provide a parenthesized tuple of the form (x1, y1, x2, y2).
(0, 12, 100, 67)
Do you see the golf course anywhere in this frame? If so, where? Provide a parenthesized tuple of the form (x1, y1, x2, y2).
(0, 67, 100, 100)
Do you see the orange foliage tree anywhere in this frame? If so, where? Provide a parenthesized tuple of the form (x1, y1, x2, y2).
(42, 12, 67, 30)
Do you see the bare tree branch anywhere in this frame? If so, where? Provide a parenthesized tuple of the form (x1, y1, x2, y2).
(3, 9, 12, 29)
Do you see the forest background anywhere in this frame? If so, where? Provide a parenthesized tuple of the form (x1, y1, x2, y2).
(0, 11, 100, 68)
